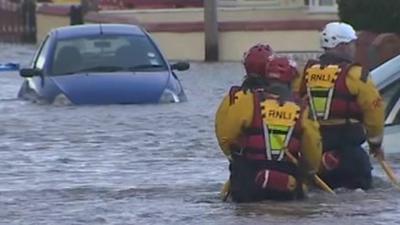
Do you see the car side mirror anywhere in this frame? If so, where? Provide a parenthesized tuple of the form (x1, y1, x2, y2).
(19, 68, 42, 78)
(171, 61, 190, 71)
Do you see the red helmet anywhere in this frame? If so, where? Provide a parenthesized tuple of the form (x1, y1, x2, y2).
(264, 56, 297, 83)
(243, 44, 274, 76)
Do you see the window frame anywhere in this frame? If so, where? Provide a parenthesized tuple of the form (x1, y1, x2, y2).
(383, 79, 400, 125)
(394, 102, 400, 124)
(32, 35, 51, 70)
(308, 0, 338, 13)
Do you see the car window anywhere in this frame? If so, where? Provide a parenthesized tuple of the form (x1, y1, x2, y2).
(371, 55, 400, 89)
(33, 35, 51, 69)
(51, 34, 166, 75)
(385, 82, 400, 124)
(395, 107, 400, 124)
(381, 77, 400, 117)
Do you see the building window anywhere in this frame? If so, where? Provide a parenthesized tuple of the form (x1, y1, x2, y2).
(309, 0, 337, 12)
(320, 0, 335, 6)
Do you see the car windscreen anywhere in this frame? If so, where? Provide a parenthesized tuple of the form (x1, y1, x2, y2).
(51, 34, 167, 75)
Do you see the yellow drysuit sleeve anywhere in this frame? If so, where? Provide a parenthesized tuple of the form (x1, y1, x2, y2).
(346, 66, 385, 148)
(292, 70, 304, 94)
(215, 91, 253, 158)
(300, 107, 322, 173)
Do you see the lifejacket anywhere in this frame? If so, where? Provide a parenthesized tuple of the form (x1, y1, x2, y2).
(301, 60, 363, 121)
(229, 87, 303, 162)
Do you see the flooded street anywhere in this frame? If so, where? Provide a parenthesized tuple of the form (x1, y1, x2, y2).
(1, 43, 400, 225)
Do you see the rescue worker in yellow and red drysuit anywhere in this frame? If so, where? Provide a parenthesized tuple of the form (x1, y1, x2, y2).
(215, 44, 322, 202)
(297, 22, 385, 190)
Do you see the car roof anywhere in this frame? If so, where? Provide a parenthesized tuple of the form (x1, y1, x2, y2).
(371, 54, 400, 90)
(53, 24, 146, 39)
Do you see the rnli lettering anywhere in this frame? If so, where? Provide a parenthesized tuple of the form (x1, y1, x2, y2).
(261, 99, 300, 127)
(310, 73, 331, 82)
(305, 65, 339, 88)
(267, 110, 293, 120)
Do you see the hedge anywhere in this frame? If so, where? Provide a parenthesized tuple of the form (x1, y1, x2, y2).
(338, 0, 400, 33)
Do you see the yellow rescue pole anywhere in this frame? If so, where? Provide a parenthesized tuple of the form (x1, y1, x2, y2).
(283, 149, 336, 195)
(220, 180, 230, 201)
(376, 155, 400, 190)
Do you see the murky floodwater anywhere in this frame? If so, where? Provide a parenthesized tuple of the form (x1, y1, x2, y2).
(0, 43, 400, 225)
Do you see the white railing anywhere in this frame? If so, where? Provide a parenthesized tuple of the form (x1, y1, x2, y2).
(308, 0, 338, 12)
(218, 0, 281, 7)
(0, 0, 19, 11)
(218, 0, 338, 12)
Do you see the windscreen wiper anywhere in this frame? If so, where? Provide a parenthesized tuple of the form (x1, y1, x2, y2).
(77, 66, 126, 73)
(128, 64, 164, 70)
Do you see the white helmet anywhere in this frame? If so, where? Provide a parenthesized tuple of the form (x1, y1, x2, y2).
(320, 22, 357, 48)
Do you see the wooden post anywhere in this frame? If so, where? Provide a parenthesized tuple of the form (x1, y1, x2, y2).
(81, 0, 98, 14)
(21, 0, 37, 43)
(70, 5, 84, 25)
(204, 0, 219, 62)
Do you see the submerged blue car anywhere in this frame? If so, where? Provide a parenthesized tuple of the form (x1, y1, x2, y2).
(18, 24, 189, 105)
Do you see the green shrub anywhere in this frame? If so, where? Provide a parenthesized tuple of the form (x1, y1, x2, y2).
(337, 0, 400, 33)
